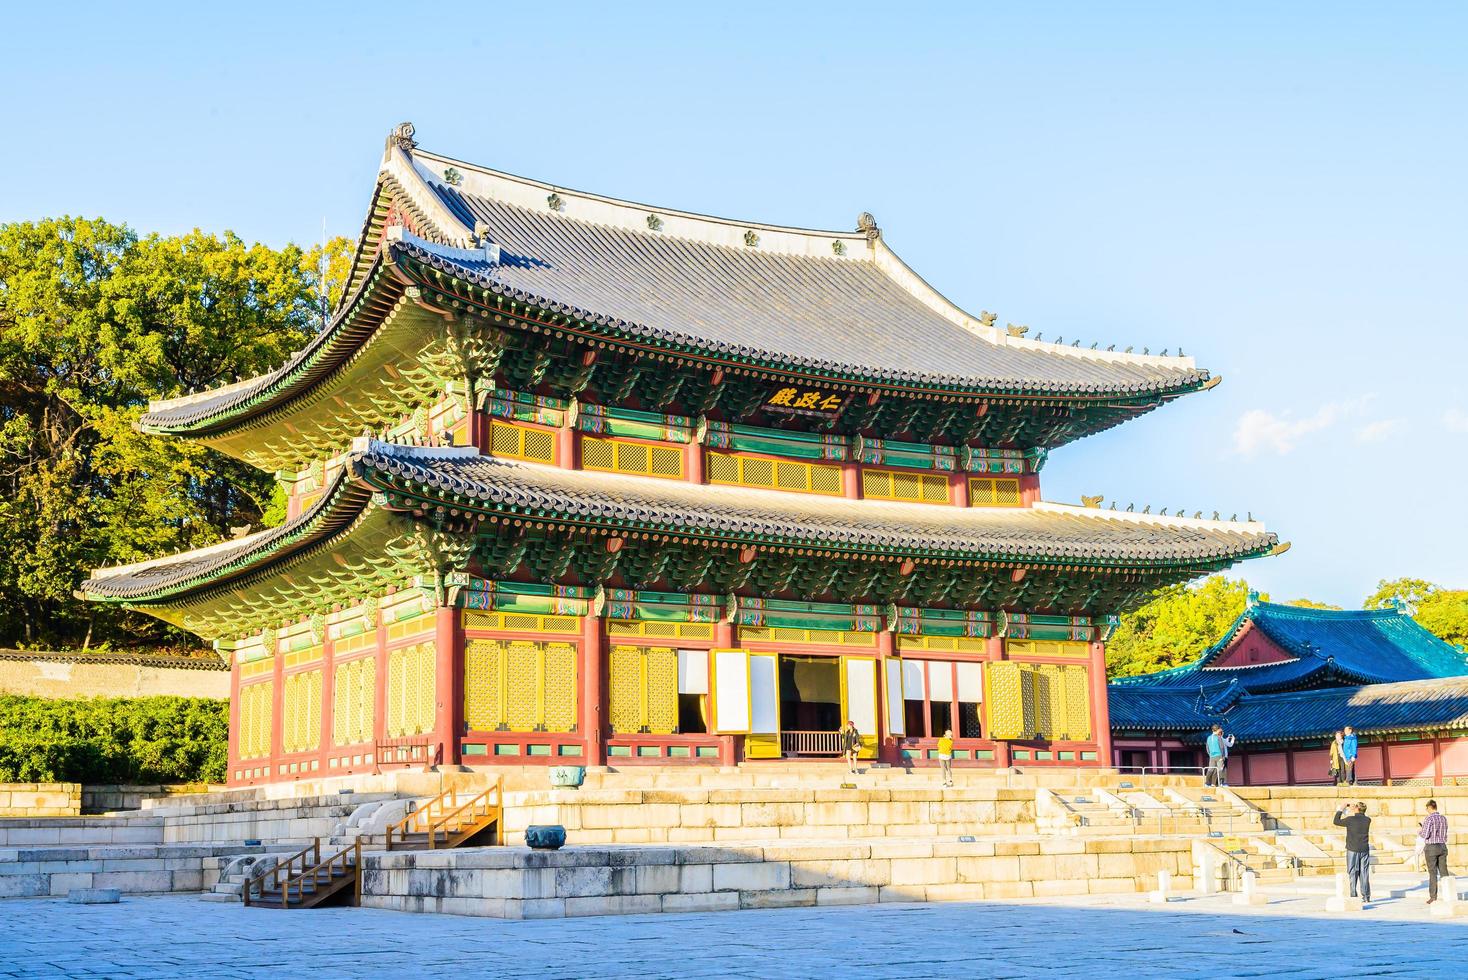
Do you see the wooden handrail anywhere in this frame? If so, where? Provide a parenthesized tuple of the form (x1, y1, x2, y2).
(243, 838, 320, 907)
(385, 784, 462, 850)
(278, 837, 362, 908)
(425, 781, 503, 850)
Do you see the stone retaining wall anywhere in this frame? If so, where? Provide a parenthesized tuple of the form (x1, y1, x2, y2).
(0, 783, 81, 818)
(361, 837, 1194, 919)
(0, 843, 282, 899)
(502, 787, 1038, 847)
(83, 784, 216, 814)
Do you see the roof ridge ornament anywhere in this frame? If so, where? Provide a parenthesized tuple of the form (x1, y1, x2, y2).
(386, 121, 417, 153)
(856, 212, 881, 241)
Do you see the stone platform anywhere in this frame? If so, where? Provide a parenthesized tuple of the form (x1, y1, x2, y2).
(361, 835, 1196, 919)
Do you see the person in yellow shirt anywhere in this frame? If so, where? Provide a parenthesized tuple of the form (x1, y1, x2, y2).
(937, 729, 955, 787)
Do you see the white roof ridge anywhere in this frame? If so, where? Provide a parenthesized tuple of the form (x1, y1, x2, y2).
(1035, 500, 1267, 533)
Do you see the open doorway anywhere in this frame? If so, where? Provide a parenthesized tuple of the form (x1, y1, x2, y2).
(779, 655, 842, 732)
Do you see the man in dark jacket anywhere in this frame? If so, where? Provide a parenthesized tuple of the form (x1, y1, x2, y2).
(1334, 801, 1372, 903)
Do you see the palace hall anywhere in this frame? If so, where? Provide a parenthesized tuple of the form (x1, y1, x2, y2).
(80, 123, 1281, 786)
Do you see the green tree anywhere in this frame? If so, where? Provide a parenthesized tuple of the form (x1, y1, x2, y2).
(0, 217, 350, 651)
(1105, 576, 1255, 678)
(1365, 578, 1468, 648)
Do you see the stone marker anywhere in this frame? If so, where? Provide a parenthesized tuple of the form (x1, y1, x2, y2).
(1149, 869, 1180, 904)
(66, 889, 120, 905)
(1325, 872, 1362, 913)
(1430, 876, 1463, 918)
(1232, 869, 1267, 906)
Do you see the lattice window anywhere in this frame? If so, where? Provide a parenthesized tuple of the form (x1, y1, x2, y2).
(987, 662, 1091, 741)
(969, 477, 1022, 507)
(239, 681, 273, 760)
(462, 611, 580, 634)
(1061, 665, 1092, 741)
(332, 657, 375, 746)
(738, 626, 876, 647)
(863, 468, 951, 504)
(464, 639, 577, 733)
(608, 645, 679, 735)
(282, 669, 322, 754)
(581, 436, 683, 480)
(1005, 639, 1090, 658)
(706, 451, 842, 496)
(985, 663, 1025, 740)
(896, 635, 988, 654)
(386, 641, 436, 738)
(490, 420, 557, 464)
(607, 619, 715, 640)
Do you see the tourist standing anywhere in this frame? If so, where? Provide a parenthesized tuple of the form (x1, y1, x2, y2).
(841, 719, 861, 774)
(1329, 731, 1345, 786)
(1205, 724, 1227, 787)
(1419, 799, 1450, 904)
(1341, 726, 1359, 786)
(937, 728, 955, 787)
(1333, 801, 1372, 903)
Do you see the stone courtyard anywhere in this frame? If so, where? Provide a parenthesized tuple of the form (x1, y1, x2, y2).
(0, 888, 1464, 978)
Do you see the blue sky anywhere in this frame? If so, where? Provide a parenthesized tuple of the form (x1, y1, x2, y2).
(3, 2, 1464, 606)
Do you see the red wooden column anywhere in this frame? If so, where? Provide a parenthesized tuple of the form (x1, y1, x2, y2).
(985, 635, 1011, 768)
(841, 463, 861, 499)
(875, 629, 899, 765)
(715, 620, 738, 765)
(319, 628, 336, 773)
(269, 634, 285, 783)
(227, 655, 242, 784)
(580, 613, 605, 766)
(686, 439, 705, 484)
(1089, 640, 1113, 769)
(434, 606, 463, 767)
(1433, 735, 1444, 786)
(558, 425, 577, 470)
(373, 606, 389, 757)
(949, 472, 970, 508)
(1020, 474, 1042, 507)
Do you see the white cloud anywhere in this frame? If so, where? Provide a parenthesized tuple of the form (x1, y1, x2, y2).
(1445, 408, 1468, 433)
(1233, 403, 1349, 456)
(1355, 419, 1402, 443)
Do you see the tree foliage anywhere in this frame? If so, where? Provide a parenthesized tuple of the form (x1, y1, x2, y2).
(0, 695, 228, 784)
(1364, 578, 1468, 649)
(1105, 577, 1254, 678)
(0, 217, 351, 650)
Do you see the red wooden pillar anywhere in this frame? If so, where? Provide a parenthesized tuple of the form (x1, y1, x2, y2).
(434, 606, 462, 767)
(1020, 473, 1041, 507)
(1089, 640, 1113, 769)
(715, 620, 737, 765)
(842, 462, 861, 499)
(1285, 749, 1296, 786)
(985, 635, 1011, 768)
(876, 629, 898, 765)
(558, 425, 577, 470)
(373, 606, 389, 756)
(686, 439, 704, 484)
(581, 613, 605, 766)
(949, 472, 969, 508)
(227, 654, 242, 784)
(269, 634, 285, 783)
(320, 628, 336, 774)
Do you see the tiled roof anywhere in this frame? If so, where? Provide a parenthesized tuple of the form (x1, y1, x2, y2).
(1110, 676, 1468, 743)
(80, 442, 1277, 602)
(1111, 602, 1468, 693)
(423, 187, 1208, 397)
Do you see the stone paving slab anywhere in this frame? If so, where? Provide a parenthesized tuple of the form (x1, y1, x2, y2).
(0, 888, 1464, 978)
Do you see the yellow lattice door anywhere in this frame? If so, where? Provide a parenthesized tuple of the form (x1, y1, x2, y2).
(239, 682, 273, 760)
(464, 639, 505, 731)
(644, 646, 678, 735)
(387, 642, 436, 737)
(283, 670, 323, 753)
(1031, 666, 1058, 740)
(984, 663, 1024, 740)
(504, 641, 539, 731)
(542, 643, 578, 733)
(333, 659, 374, 745)
(1060, 665, 1092, 741)
(608, 645, 643, 734)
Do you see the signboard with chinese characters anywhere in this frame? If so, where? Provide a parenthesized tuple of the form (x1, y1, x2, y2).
(761, 386, 851, 420)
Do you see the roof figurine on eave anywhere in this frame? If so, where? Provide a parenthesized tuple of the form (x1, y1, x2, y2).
(136, 120, 1217, 472)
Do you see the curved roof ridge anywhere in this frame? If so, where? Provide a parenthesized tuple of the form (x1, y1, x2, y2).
(410, 143, 1197, 373)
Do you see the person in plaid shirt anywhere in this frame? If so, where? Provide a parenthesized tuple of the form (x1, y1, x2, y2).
(1418, 799, 1450, 903)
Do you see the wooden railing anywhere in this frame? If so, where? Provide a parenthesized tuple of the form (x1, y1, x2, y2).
(385, 778, 503, 851)
(781, 731, 844, 757)
(373, 736, 441, 772)
(241, 837, 361, 908)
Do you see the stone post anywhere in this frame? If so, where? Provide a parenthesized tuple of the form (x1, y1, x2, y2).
(1232, 869, 1267, 906)
(1325, 871, 1362, 912)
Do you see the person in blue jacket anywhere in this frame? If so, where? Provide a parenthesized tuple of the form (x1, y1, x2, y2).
(1342, 726, 1359, 786)
(1204, 724, 1234, 786)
